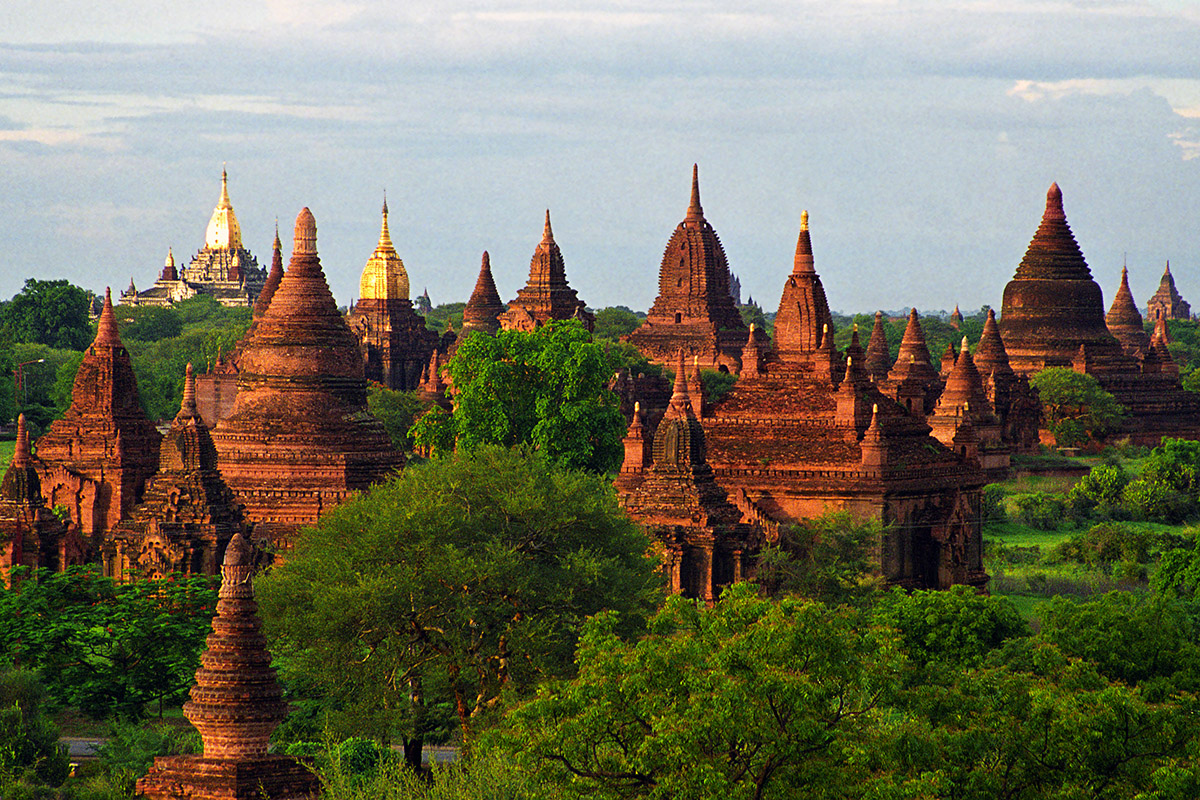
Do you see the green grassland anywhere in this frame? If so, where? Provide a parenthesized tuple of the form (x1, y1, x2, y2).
(0, 438, 13, 472)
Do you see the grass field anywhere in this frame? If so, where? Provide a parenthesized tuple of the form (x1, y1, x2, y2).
(0, 439, 14, 472)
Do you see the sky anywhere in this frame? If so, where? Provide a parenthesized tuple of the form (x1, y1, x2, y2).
(1, 0, 1198, 318)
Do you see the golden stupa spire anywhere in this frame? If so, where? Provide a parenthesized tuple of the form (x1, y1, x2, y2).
(359, 194, 409, 301)
(800, 209, 809, 231)
(205, 165, 243, 250)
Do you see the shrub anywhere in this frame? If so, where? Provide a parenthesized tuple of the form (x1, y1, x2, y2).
(1121, 479, 1197, 523)
(1011, 491, 1068, 530)
(981, 484, 1007, 525)
(93, 721, 200, 795)
(1051, 522, 1152, 572)
(0, 670, 69, 789)
(1067, 463, 1130, 519)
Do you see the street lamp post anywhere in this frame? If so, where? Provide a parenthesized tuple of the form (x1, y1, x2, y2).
(14, 358, 46, 417)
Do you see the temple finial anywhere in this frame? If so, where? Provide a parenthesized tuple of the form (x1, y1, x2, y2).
(12, 413, 30, 468)
(686, 163, 703, 221)
(382, 189, 388, 217)
(800, 209, 808, 232)
(294, 208, 317, 255)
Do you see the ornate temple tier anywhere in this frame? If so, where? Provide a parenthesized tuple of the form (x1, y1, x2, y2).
(211, 209, 403, 549)
(499, 210, 594, 333)
(1147, 261, 1191, 322)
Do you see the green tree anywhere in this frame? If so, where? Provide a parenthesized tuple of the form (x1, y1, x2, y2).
(0, 567, 218, 720)
(0, 279, 93, 350)
(1030, 367, 1125, 446)
(592, 306, 642, 341)
(0, 669, 69, 789)
(496, 583, 902, 799)
(756, 511, 884, 605)
(256, 446, 660, 767)
(367, 385, 431, 451)
(415, 320, 626, 474)
(118, 305, 183, 342)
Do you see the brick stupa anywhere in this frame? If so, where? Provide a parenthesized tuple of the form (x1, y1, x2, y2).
(1106, 265, 1151, 358)
(210, 209, 403, 550)
(107, 364, 245, 580)
(346, 198, 445, 391)
(34, 288, 161, 548)
(459, 251, 506, 339)
(137, 531, 318, 800)
(498, 210, 594, 332)
(998, 183, 1200, 444)
(774, 210, 835, 363)
(625, 165, 767, 371)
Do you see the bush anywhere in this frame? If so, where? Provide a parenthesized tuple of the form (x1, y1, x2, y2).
(93, 721, 200, 795)
(1121, 479, 1197, 523)
(0, 669, 69, 789)
(1011, 491, 1069, 530)
(981, 484, 1007, 525)
(1050, 522, 1152, 572)
(1067, 463, 1130, 520)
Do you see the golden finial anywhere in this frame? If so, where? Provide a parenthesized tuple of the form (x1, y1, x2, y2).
(800, 209, 809, 231)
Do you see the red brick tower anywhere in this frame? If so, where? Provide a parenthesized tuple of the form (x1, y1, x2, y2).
(499, 210, 594, 332)
(459, 251, 506, 339)
(137, 531, 318, 800)
(34, 288, 161, 549)
(1106, 265, 1151, 358)
(625, 165, 762, 371)
(210, 209, 403, 551)
(864, 311, 892, 383)
(774, 210, 835, 363)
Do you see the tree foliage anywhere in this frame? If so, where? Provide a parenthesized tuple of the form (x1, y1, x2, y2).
(0, 568, 217, 720)
(0, 279, 93, 351)
(1030, 367, 1125, 446)
(756, 511, 883, 605)
(256, 446, 660, 764)
(592, 307, 642, 341)
(414, 321, 626, 473)
(367, 385, 431, 451)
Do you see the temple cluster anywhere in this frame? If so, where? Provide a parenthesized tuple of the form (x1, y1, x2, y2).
(3, 169, 1198, 600)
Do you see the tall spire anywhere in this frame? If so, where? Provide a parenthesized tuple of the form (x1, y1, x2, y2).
(1011, 182, 1091, 281)
(253, 224, 285, 319)
(359, 196, 409, 301)
(542, 209, 554, 243)
(669, 349, 690, 413)
(205, 166, 243, 250)
(177, 363, 198, 422)
(95, 287, 121, 346)
(864, 311, 891, 382)
(686, 163, 703, 222)
(461, 251, 505, 337)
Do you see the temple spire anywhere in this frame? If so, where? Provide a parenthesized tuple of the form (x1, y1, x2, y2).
(178, 363, 198, 421)
(95, 287, 121, 346)
(670, 349, 690, 410)
(11, 413, 29, 468)
(542, 209, 554, 243)
(686, 163, 703, 222)
(793, 209, 814, 274)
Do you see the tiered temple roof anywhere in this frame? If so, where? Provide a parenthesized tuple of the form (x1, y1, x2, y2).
(34, 289, 161, 547)
(774, 210, 835, 362)
(210, 209, 403, 550)
(499, 210, 594, 332)
(1, 415, 72, 583)
(625, 166, 765, 370)
(459, 251, 506, 340)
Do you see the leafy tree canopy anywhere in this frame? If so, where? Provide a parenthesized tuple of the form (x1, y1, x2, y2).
(256, 446, 660, 764)
(592, 307, 643, 341)
(0, 279, 93, 351)
(116, 305, 183, 342)
(0, 568, 217, 720)
(1030, 367, 1125, 447)
(413, 321, 626, 473)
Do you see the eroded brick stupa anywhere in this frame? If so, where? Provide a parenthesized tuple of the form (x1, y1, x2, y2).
(107, 364, 245, 580)
(498, 210, 594, 332)
(625, 166, 766, 371)
(137, 532, 318, 800)
(999, 183, 1200, 444)
(620, 213, 988, 590)
(346, 198, 445, 390)
(458, 251, 506, 340)
(34, 289, 161, 548)
(210, 209, 403, 550)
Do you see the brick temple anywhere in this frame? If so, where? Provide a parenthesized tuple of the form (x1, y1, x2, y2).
(620, 212, 989, 592)
(498, 210, 594, 332)
(121, 169, 267, 309)
(33, 289, 162, 551)
(1147, 261, 1191, 322)
(625, 165, 767, 371)
(209, 208, 403, 550)
(999, 183, 1200, 444)
(0, 414, 77, 583)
